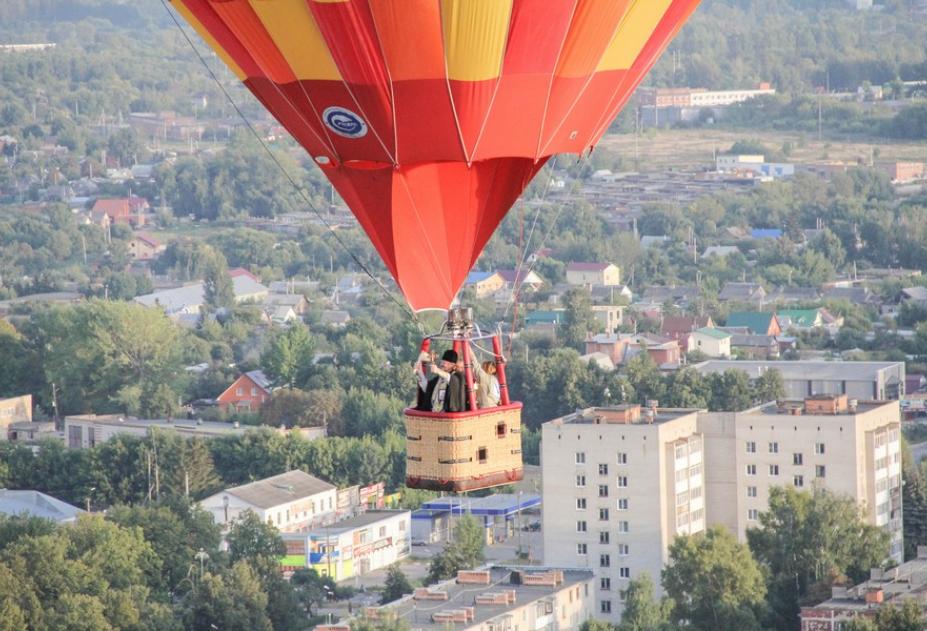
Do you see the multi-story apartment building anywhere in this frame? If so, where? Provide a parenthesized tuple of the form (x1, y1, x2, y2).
(542, 404, 704, 623)
(701, 395, 903, 561)
(542, 395, 903, 624)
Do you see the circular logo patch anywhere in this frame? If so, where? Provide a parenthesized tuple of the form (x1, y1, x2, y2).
(322, 106, 368, 139)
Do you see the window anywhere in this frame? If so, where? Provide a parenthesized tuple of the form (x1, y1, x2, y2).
(600, 554, 610, 568)
(746, 464, 757, 476)
(598, 485, 609, 498)
(618, 543, 629, 556)
(769, 464, 779, 476)
(576, 452, 586, 464)
(617, 476, 629, 488)
(794, 475, 804, 488)
(600, 601, 612, 614)
(746, 441, 756, 453)
(768, 442, 778, 454)
(496, 422, 506, 438)
(748, 509, 759, 521)
(577, 543, 587, 555)
(599, 508, 609, 521)
(747, 486, 757, 498)
(599, 531, 609, 544)
(251, 387, 257, 396)
(576, 498, 587, 510)
(617, 498, 629, 511)
(599, 463, 609, 475)
(815, 442, 825, 455)
(600, 577, 612, 591)
(478, 447, 487, 463)
(576, 475, 586, 487)
(793, 453, 803, 466)
(619, 567, 631, 579)
(816, 465, 826, 478)
(617, 452, 628, 465)
(576, 521, 587, 533)
(236, 387, 243, 396)
(618, 521, 629, 533)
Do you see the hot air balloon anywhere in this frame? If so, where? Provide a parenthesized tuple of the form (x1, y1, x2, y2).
(168, 0, 701, 491)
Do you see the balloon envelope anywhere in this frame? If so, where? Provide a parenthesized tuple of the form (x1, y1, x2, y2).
(172, 0, 701, 311)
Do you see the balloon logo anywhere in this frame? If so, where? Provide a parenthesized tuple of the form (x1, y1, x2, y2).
(322, 107, 368, 139)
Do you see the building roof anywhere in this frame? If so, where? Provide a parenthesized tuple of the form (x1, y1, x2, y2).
(313, 509, 409, 535)
(726, 311, 776, 334)
(0, 490, 84, 523)
(91, 198, 130, 217)
(693, 326, 731, 340)
(692, 360, 904, 382)
(661, 315, 711, 337)
(719, 282, 766, 301)
(223, 470, 335, 510)
(566, 262, 613, 272)
(751, 228, 783, 239)
(823, 286, 876, 304)
(319, 309, 351, 325)
(419, 494, 541, 517)
(703, 245, 740, 258)
(134, 275, 269, 314)
(134, 233, 160, 248)
(377, 566, 594, 631)
(496, 269, 543, 285)
(465, 271, 497, 284)
(777, 309, 821, 327)
(244, 370, 272, 391)
(902, 286, 927, 301)
(526, 310, 565, 325)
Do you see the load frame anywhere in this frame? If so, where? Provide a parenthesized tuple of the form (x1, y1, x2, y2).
(405, 308, 524, 492)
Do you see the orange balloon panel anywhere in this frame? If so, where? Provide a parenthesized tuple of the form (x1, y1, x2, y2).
(171, 0, 702, 311)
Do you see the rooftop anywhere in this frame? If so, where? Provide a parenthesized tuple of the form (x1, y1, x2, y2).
(376, 566, 594, 631)
(0, 490, 84, 523)
(566, 262, 613, 272)
(223, 470, 335, 510)
(692, 360, 905, 382)
(312, 509, 409, 535)
(551, 405, 700, 427)
(65, 414, 256, 436)
(693, 326, 730, 340)
(418, 494, 541, 517)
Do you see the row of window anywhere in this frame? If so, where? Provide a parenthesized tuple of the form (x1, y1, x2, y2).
(575, 475, 630, 488)
(746, 441, 825, 456)
(575, 453, 629, 465)
(745, 464, 825, 478)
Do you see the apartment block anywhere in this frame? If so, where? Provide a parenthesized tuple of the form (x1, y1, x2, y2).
(541, 404, 704, 624)
(541, 396, 903, 624)
(700, 395, 903, 561)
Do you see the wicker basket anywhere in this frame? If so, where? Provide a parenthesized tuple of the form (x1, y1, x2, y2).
(405, 403, 524, 492)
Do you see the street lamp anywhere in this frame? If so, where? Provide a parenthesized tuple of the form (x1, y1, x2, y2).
(85, 487, 96, 513)
(195, 548, 210, 581)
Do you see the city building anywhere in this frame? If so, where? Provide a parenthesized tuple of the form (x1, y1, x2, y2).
(542, 404, 704, 623)
(281, 510, 410, 580)
(800, 549, 927, 630)
(63, 413, 325, 448)
(352, 567, 595, 631)
(0, 490, 83, 523)
(134, 271, 269, 317)
(0, 395, 32, 439)
(216, 370, 273, 413)
(700, 396, 903, 561)
(565, 262, 622, 288)
(585, 334, 681, 369)
(200, 470, 338, 531)
(692, 360, 906, 401)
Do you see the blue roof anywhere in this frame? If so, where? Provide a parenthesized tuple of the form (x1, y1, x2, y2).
(419, 493, 541, 517)
(466, 271, 495, 284)
(751, 228, 783, 239)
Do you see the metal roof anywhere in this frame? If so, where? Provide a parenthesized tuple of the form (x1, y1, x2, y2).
(420, 493, 541, 517)
(221, 470, 335, 510)
(0, 490, 83, 523)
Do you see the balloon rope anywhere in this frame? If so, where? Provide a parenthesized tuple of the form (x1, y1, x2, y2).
(159, 0, 419, 327)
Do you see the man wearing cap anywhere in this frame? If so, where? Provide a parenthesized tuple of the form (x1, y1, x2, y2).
(428, 349, 467, 413)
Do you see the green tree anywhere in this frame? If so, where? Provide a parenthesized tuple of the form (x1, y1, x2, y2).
(561, 287, 599, 351)
(260, 388, 340, 429)
(427, 515, 486, 584)
(708, 370, 754, 412)
(291, 568, 335, 617)
(662, 527, 766, 631)
(753, 368, 785, 404)
(381, 563, 414, 604)
(202, 249, 235, 313)
(182, 562, 272, 631)
(261, 324, 314, 388)
(618, 572, 672, 631)
(226, 510, 286, 568)
(747, 487, 891, 631)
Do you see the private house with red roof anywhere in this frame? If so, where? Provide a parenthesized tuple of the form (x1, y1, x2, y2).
(216, 370, 273, 413)
(660, 315, 715, 347)
(565, 262, 621, 288)
(128, 234, 164, 261)
(91, 197, 146, 227)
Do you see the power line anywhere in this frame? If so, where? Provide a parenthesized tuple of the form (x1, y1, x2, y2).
(159, 0, 418, 325)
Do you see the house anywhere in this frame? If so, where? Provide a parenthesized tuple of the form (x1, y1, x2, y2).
(585, 333, 681, 369)
(822, 286, 879, 306)
(719, 282, 767, 305)
(464, 271, 506, 298)
(589, 284, 633, 304)
(660, 315, 714, 346)
(579, 352, 616, 371)
(263, 293, 310, 316)
(725, 311, 781, 336)
(901, 286, 927, 309)
(641, 285, 701, 308)
(702, 245, 740, 258)
(777, 308, 843, 335)
(128, 234, 164, 261)
(134, 273, 270, 316)
(266, 305, 299, 325)
(0, 395, 32, 440)
(8, 420, 55, 444)
(750, 228, 783, 240)
(768, 286, 821, 304)
(525, 310, 564, 333)
(319, 309, 351, 328)
(496, 269, 545, 292)
(200, 470, 337, 531)
(591, 305, 624, 334)
(91, 197, 146, 227)
(565, 262, 621, 288)
(728, 333, 781, 359)
(216, 370, 273, 413)
(689, 327, 732, 358)
(0, 490, 84, 523)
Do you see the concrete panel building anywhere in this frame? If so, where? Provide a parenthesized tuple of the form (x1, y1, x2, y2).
(693, 360, 906, 401)
(542, 405, 704, 623)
